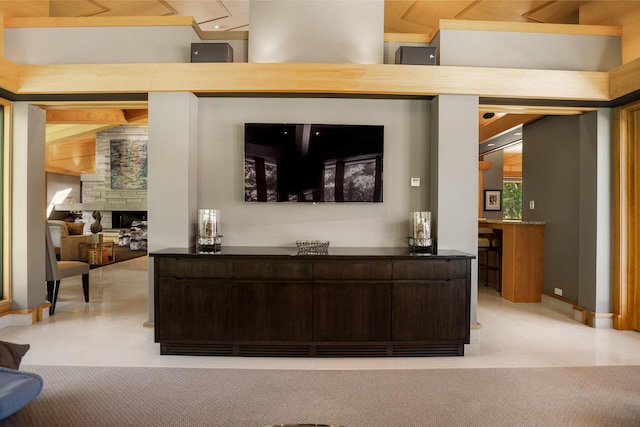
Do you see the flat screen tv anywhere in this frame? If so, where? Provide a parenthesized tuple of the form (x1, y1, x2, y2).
(244, 123, 383, 203)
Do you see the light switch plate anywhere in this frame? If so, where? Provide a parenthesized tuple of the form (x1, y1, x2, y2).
(411, 178, 420, 187)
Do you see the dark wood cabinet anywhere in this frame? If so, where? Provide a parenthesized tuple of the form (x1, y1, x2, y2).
(152, 247, 472, 357)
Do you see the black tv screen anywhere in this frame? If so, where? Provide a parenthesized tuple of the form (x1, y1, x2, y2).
(244, 123, 383, 203)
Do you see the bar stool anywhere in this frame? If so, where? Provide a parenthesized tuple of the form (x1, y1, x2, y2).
(478, 227, 501, 292)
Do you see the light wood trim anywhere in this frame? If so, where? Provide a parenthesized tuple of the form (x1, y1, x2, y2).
(478, 161, 493, 171)
(439, 19, 622, 37)
(15, 62, 610, 101)
(4, 15, 196, 28)
(0, 57, 18, 93)
(613, 100, 640, 330)
(195, 29, 248, 41)
(1, 97, 11, 315)
(384, 33, 431, 43)
(610, 56, 640, 101)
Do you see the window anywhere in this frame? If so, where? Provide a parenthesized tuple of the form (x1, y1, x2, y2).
(502, 180, 522, 220)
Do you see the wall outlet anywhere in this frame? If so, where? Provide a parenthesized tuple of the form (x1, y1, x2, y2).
(410, 178, 420, 187)
(529, 200, 535, 210)
(554, 287, 563, 297)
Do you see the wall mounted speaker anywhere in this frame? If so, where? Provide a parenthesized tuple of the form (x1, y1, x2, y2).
(395, 46, 437, 65)
(191, 43, 234, 63)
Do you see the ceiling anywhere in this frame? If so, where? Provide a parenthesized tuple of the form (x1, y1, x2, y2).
(0, 1, 623, 174)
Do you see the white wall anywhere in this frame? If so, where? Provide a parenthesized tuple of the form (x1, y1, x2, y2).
(197, 97, 430, 247)
(248, 0, 384, 64)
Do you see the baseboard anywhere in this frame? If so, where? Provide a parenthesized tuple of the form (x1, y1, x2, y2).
(541, 292, 614, 329)
(0, 308, 37, 329)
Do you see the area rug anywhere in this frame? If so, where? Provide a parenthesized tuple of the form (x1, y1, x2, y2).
(6, 365, 640, 426)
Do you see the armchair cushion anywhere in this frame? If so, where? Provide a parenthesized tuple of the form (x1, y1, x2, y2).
(0, 341, 30, 370)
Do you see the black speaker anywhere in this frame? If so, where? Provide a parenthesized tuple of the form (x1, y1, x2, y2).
(191, 43, 233, 63)
(395, 46, 437, 65)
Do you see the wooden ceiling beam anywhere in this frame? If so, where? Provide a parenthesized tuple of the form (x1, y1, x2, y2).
(46, 108, 128, 124)
(479, 113, 542, 143)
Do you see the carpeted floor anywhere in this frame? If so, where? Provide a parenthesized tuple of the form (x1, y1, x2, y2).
(6, 365, 640, 426)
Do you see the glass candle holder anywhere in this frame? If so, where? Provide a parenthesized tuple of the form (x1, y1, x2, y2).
(197, 209, 221, 252)
(410, 211, 431, 239)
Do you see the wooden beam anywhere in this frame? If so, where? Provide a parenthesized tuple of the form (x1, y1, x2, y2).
(479, 114, 541, 143)
(15, 62, 610, 101)
(0, 56, 18, 93)
(610, 56, 640, 101)
(46, 123, 116, 144)
(124, 109, 148, 125)
(46, 108, 128, 124)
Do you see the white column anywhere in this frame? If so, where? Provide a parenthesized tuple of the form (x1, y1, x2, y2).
(147, 92, 198, 323)
(430, 95, 479, 327)
(12, 103, 47, 310)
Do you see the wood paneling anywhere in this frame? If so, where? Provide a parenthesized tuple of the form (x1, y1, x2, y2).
(45, 134, 96, 176)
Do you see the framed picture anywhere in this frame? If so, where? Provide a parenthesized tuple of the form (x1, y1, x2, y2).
(484, 190, 502, 211)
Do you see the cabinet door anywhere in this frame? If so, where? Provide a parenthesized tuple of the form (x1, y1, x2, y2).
(157, 278, 233, 341)
(392, 280, 468, 342)
(313, 282, 391, 342)
(234, 281, 312, 341)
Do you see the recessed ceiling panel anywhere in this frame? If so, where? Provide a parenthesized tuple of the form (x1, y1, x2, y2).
(524, 1, 587, 24)
(0, 1, 49, 17)
(90, 1, 177, 17)
(459, 0, 548, 22)
(51, 1, 107, 17)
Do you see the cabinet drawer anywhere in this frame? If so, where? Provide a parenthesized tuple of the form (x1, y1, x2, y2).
(157, 257, 233, 278)
(393, 259, 467, 280)
(234, 259, 312, 280)
(313, 261, 392, 280)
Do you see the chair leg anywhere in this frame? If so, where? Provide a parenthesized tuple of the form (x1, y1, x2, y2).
(46, 280, 54, 305)
(49, 280, 61, 315)
(82, 273, 89, 302)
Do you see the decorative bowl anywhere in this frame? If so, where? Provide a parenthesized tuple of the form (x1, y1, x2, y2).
(296, 240, 330, 255)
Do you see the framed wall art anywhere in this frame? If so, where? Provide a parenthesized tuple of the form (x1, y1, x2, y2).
(484, 189, 502, 211)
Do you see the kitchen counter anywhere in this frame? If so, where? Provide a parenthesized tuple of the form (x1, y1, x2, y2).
(479, 220, 545, 303)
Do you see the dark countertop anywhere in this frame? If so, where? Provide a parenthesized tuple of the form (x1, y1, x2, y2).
(150, 246, 474, 259)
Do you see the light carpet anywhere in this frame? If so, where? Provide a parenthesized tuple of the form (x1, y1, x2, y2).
(6, 365, 640, 427)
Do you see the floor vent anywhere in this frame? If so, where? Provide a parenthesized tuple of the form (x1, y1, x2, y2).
(315, 345, 388, 357)
(392, 344, 464, 357)
(238, 345, 310, 357)
(162, 342, 233, 356)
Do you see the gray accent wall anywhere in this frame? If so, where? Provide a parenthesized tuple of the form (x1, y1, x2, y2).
(481, 150, 504, 220)
(522, 112, 611, 312)
(196, 97, 430, 247)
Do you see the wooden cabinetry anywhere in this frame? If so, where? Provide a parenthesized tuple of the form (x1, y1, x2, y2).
(152, 247, 473, 357)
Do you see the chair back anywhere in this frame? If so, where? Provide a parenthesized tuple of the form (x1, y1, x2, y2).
(45, 221, 61, 281)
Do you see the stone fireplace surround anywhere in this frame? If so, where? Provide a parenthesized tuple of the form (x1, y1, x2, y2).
(78, 126, 148, 231)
